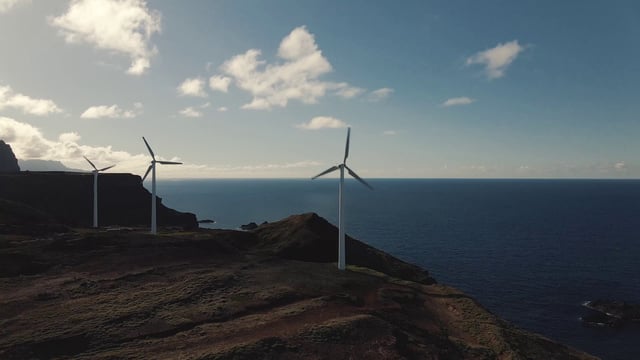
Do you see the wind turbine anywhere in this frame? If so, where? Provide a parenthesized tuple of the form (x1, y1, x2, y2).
(84, 156, 115, 228)
(311, 127, 373, 270)
(141, 137, 182, 234)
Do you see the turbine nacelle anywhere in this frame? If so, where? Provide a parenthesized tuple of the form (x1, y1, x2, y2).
(311, 128, 372, 190)
(141, 137, 182, 182)
(84, 156, 115, 173)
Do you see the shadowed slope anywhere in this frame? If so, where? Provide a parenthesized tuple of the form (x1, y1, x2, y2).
(253, 213, 436, 285)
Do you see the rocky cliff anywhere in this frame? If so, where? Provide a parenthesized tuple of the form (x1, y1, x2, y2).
(0, 172, 197, 229)
(0, 140, 20, 173)
(0, 213, 597, 359)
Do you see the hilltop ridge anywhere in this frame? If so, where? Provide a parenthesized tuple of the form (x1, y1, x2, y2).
(0, 213, 597, 359)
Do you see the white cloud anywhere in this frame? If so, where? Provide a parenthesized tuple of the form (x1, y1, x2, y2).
(0, 116, 146, 166)
(466, 40, 525, 79)
(0, 117, 321, 178)
(0, 85, 62, 115)
(80, 103, 142, 118)
(50, 0, 161, 75)
(442, 97, 476, 107)
(383, 130, 397, 136)
(296, 116, 347, 130)
(335, 83, 365, 99)
(218, 26, 363, 110)
(217, 106, 228, 112)
(0, 0, 28, 13)
(615, 161, 626, 171)
(179, 107, 202, 118)
(209, 75, 231, 93)
(177, 77, 207, 97)
(368, 87, 394, 102)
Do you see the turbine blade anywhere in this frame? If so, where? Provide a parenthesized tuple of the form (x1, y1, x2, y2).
(98, 165, 115, 172)
(311, 165, 339, 179)
(142, 164, 153, 182)
(157, 161, 182, 165)
(83, 156, 98, 171)
(345, 165, 373, 190)
(142, 137, 155, 160)
(343, 127, 351, 163)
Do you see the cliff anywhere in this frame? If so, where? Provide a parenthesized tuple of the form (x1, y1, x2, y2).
(0, 140, 20, 173)
(0, 172, 197, 229)
(0, 213, 597, 359)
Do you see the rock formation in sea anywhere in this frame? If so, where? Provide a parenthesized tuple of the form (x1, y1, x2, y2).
(582, 300, 640, 327)
(0, 140, 20, 173)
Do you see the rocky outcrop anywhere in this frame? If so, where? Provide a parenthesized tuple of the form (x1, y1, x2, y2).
(0, 140, 19, 173)
(253, 213, 437, 285)
(0, 172, 197, 229)
(240, 221, 259, 230)
(582, 300, 640, 327)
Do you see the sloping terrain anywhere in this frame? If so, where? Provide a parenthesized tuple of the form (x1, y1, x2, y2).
(0, 214, 597, 359)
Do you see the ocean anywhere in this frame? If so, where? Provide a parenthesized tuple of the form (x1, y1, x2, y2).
(154, 179, 640, 359)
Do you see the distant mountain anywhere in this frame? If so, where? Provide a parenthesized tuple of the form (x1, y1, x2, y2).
(18, 159, 83, 172)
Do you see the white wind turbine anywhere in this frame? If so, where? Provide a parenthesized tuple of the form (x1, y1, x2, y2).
(312, 127, 373, 270)
(84, 156, 115, 228)
(141, 137, 182, 234)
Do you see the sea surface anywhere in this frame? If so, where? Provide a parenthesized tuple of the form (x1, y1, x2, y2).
(154, 179, 640, 359)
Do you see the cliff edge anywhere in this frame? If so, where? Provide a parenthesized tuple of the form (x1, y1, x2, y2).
(0, 172, 197, 229)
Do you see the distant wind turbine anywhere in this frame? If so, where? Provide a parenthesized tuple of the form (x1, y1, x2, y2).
(311, 127, 373, 270)
(141, 137, 182, 234)
(84, 156, 115, 228)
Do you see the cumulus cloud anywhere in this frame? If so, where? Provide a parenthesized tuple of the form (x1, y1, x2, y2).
(217, 106, 228, 112)
(0, 116, 321, 178)
(50, 0, 161, 75)
(217, 26, 366, 110)
(368, 87, 394, 102)
(208, 75, 231, 93)
(179, 107, 202, 118)
(296, 116, 347, 130)
(0, 116, 147, 166)
(442, 97, 476, 107)
(0, 85, 62, 115)
(80, 102, 142, 118)
(383, 130, 397, 136)
(615, 161, 626, 171)
(466, 40, 525, 79)
(0, 0, 28, 13)
(177, 77, 207, 97)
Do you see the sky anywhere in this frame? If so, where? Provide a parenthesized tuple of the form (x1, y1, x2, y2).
(0, 0, 639, 178)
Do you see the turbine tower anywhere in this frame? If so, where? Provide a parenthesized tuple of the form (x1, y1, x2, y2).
(83, 156, 115, 228)
(312, 127, 373, 270)
(141, 137, 182, 234)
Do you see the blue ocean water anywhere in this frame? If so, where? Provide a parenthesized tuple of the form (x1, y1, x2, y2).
(155, 179, 640, 359)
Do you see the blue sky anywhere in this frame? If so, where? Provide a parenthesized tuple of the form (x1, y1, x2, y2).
(0, 0, 638, 178)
